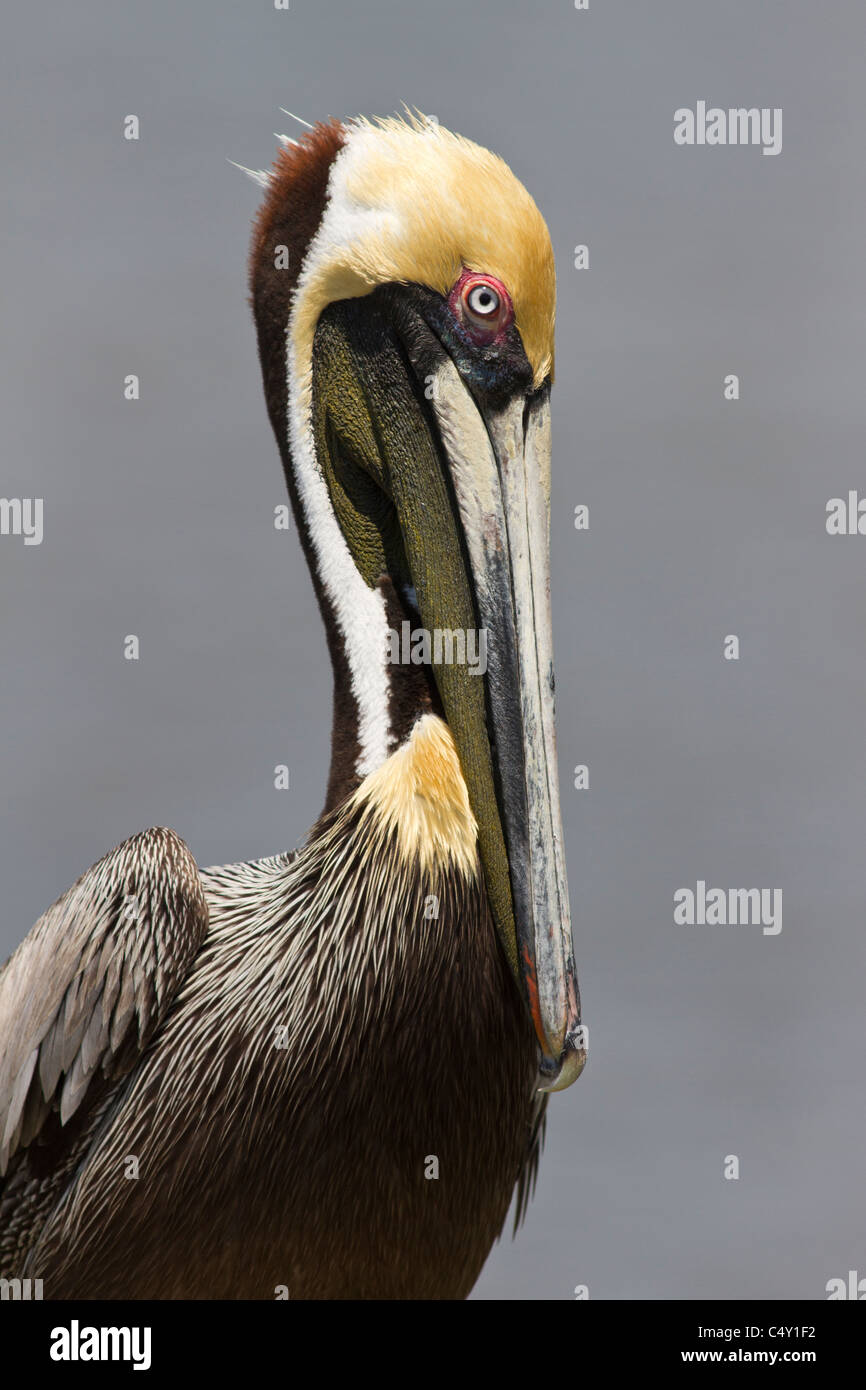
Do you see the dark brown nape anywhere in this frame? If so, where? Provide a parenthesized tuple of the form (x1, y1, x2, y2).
(248, 118, 345, 453)
(248, 121, 365, 818)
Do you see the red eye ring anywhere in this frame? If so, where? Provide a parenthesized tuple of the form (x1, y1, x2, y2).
(449, 269, 513, 343)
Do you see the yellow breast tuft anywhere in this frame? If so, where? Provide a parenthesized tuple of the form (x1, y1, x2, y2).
(351, 714, 479, 877)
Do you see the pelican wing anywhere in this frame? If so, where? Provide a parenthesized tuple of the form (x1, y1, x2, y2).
(0, 827, 208, 1174)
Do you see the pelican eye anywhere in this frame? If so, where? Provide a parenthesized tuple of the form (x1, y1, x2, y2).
(467, 284, 500, 318)
(450, 271, 513, 343)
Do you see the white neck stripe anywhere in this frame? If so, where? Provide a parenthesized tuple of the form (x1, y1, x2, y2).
(285, 138, 393, 778)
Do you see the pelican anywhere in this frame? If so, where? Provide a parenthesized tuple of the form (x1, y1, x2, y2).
(0, 112, 584, 1299)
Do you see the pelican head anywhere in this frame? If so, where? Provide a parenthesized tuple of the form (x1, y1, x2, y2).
(249, 112, 584, 1091)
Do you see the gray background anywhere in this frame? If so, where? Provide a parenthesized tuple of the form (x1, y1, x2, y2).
(1, 0, 863, 1299)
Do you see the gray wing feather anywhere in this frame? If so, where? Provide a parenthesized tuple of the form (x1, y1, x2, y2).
(0, 826, 208, 1174)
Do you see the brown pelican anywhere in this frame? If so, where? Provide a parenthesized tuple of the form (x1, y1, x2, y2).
(0, 112, 584, 1299)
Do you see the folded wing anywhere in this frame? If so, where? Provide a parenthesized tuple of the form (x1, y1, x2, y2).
(0, 826, 208, 1176)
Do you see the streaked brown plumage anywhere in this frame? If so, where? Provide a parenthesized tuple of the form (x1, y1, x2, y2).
(1, 809, 539, 1297)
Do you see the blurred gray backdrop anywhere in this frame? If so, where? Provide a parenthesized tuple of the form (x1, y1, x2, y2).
(1, 0, 864, 1299)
